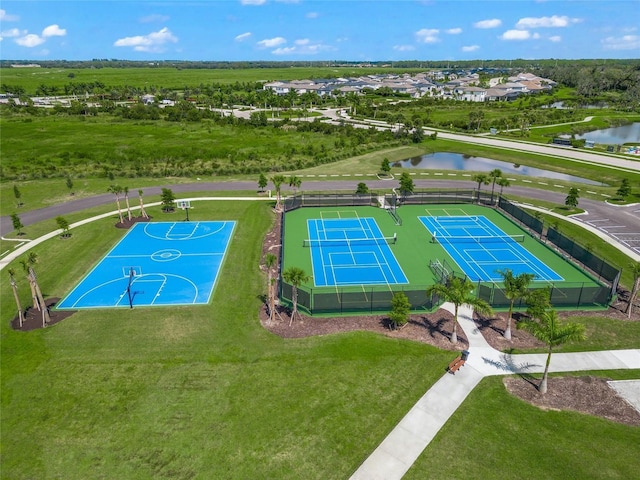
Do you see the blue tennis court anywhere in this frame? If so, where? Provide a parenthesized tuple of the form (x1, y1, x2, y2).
(307, 217, 407, 287)
(420, 215, 562, 282)
(57, 221, 236, 309)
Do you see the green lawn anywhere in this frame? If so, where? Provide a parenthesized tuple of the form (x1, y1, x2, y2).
(1, 200, 452, 479)
(407, 372, 640, 480)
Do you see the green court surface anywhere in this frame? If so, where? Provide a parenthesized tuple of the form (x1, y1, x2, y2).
(283, 204, 600, 295)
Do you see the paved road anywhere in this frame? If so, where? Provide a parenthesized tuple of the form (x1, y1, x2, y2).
(3, 178, 639, 260)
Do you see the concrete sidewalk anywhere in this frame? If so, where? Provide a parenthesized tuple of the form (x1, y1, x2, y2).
(350, 303, 640, 480)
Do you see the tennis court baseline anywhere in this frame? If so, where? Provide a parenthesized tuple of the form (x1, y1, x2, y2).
(307, 217, 407, 287)
(420, 215, 562, 282)
(57, 221, 236, 309)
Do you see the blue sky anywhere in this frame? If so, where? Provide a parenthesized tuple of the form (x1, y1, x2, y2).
(1, 1, 638, 61)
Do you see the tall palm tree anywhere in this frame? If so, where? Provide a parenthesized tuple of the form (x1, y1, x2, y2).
(498, 269, 535, 340)
(20, 258, 38, 310)
(138, 189, 149, 219)
(626, 262, 640, 319)
(489, 169, 503, 204)
(282, 266, 310, 326)
(288, 175, 302, 196)
(471, 173, 490, 204)
(496, 177, 511, 197)
(271, 174, 286, 211)
(7, 267, 24, 327)
(108, 184, 124, 223)
(518, 309, 586, 394)
(22, 252, 50, 327)
(123, 186, 132, 221)
(264, 253, 277, 325)
(426, 277, 492, 344)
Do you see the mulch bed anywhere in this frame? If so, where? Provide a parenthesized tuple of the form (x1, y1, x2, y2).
(504, 376, 640, 426)
(10, 297, 76, 331)
(115, 215, 152, 229)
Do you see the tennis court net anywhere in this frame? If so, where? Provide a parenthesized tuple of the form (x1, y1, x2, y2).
(433, 234, 525, 244)
(303, 235, 396, 247)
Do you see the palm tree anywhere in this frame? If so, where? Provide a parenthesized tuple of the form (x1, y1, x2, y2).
(489, 169, 503, 204)
(271, 174, 286, 211)
(496, 177, 511, 197)
(264, 253, 277, 325)
(288, 175, 302, 196)
(20, 257, 38, 310)
(7, 268, 24, 327)
(471, 173, 490, 203)
(22, 252, 50, 327)
(108, 184, 124, 224)
(626, 262, 640, 319)
(426, 277, 493, 344)
(138, 189, 149, 219)
(498, 269, 535, 340)
(518, 309, 586, 394)
(123, 186, 132, 221)
(282, 266, 310, 326)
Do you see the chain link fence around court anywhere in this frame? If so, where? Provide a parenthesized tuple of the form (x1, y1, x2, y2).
(279, 190, 621, 314)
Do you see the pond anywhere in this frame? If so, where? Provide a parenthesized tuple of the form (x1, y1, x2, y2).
(576, 123, 640, 145)
(394, 152, 602, 186)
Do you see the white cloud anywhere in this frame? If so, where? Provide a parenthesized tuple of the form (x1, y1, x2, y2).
(42, 24, 66, 37)
(15, 33, 45, 47)
(272, 39, 331, 55)
(393, 45, 416, 52)
(446, 28, 462, 35)
(462, 45, 480, 52)
(140, 14, 170, 23)
(257, 36, 286, 48)
(500, 29, 531, 41)
(415, 28, 439, 43)
(601, 35, 640, 50)
(474, 18, 501, 29)
(272, 47, 295, 55)
(515, 15, 580, 29)
(1, 28, 23, 38)
(114, 27, 178, 53)
(10, 23, 66, 47)
(240, 0, 266, 5)
(235, 32, 252, 42)
(0, 9, 19, 21)
(549, 35, 561, 42)
(306, 12, 319, 19)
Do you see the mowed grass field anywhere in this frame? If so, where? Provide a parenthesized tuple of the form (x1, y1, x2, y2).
(2, 200, 640, 479)
(1, 200, 451, 479)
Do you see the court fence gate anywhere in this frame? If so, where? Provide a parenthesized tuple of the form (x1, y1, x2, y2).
(278, 190, 622, 315)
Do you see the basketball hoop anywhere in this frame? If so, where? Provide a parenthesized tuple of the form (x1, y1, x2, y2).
(175, 200, 192, 221)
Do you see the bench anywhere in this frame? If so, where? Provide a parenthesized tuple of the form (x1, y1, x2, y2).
(448, 357, 465, 375)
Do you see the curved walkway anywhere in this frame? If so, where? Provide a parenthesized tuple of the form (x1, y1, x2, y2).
(350, 302, 640, 480)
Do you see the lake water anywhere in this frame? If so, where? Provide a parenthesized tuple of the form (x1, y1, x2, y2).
(576, 123, 640, 145)
(394, 152, 602, 185)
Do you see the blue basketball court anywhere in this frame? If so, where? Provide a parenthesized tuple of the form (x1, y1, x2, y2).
(420, 215, 562, 282)
(306, 216, 407, 287)
(57, 221, 236, 309)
